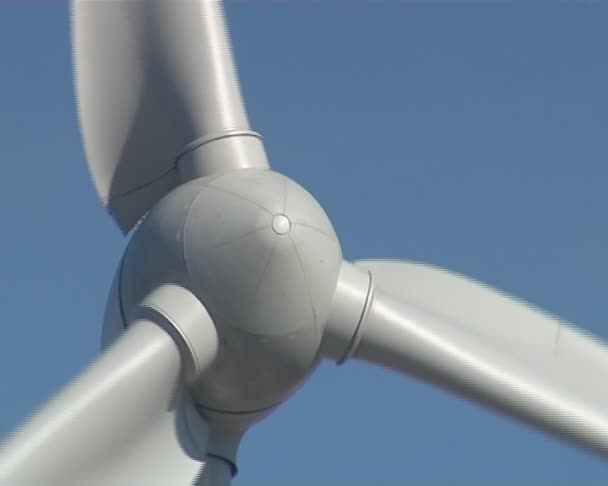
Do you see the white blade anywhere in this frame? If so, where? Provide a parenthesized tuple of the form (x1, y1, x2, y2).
(0, 319, 226, 486)
(351, 259, 608, 458)
(73, 0, 268, 233)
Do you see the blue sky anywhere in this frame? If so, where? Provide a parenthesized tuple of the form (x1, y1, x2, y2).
(1, 2, 608, 485)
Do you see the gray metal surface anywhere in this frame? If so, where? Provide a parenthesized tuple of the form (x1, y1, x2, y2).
(73, 0, 268, 232)
(321, 262, 372, 363)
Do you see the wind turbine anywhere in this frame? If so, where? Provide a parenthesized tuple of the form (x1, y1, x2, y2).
(1, 0, 608, 484)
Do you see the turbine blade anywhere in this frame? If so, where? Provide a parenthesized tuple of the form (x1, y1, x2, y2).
(346, 259, 608, 459)
(0, 318, 227, 486)
(72, 0, 268, 233)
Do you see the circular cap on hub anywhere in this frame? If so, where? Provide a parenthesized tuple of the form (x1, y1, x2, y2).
(271, 214, 291, 235)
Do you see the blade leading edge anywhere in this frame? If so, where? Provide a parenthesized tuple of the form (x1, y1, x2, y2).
(332, 260, 608, 459)
(73, 0, 268, 233)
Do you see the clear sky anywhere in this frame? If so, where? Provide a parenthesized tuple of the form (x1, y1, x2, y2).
(1, 2, 608, 485)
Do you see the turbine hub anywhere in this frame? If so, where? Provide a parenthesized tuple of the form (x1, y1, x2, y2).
(118, 169, 342, 412)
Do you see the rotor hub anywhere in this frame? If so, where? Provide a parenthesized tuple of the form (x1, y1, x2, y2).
(118, 169, 342, 412)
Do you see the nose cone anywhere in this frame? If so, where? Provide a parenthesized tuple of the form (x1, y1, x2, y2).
(119, 169, 342, 412)
(184, 169, 342, 337)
